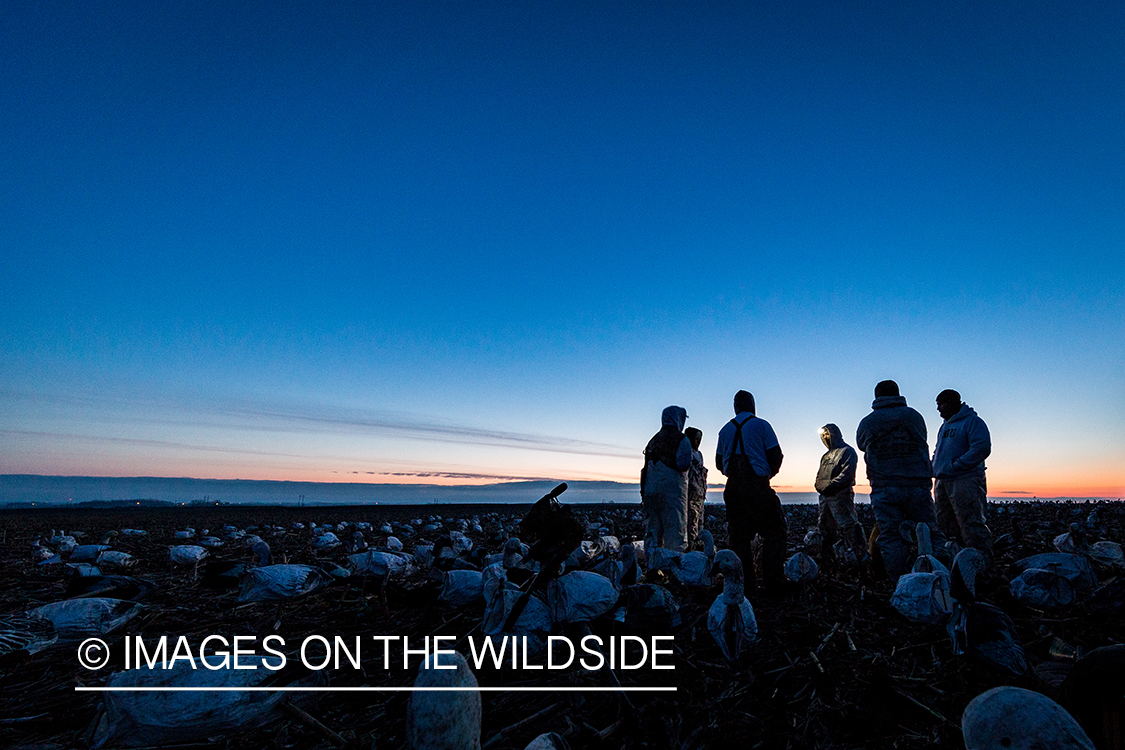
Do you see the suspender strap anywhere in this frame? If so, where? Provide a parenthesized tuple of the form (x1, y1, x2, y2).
(730, 416, 754, 457)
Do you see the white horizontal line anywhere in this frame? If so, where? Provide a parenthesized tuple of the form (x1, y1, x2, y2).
(75, 686, 676, 692)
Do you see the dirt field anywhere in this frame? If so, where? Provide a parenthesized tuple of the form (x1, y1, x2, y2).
(0, 498, 1121, 749)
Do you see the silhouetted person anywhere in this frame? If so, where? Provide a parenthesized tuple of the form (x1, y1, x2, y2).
(856, 380, 944, 583)
(685, 427, 707, 547)
(715, 390, 786, 593)
(815, 423, 867, 568)
(933, 389, 994, 560)
(642, 406, 692, 558)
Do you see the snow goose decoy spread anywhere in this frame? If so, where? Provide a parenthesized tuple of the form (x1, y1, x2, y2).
(707, 549, 758, 661)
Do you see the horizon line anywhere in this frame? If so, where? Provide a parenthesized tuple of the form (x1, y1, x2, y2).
(2, 474, 1120, 502)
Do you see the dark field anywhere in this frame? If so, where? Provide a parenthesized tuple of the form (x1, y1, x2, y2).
(0, 499, 1121, 749)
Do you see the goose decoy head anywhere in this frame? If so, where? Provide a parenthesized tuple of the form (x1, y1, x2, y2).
(915, 522, 933, 557)
(709, 549, 744, 580)
(251, 540, 272, 566)
(951, 547, 990, 602)
(502, 537, 524, 567)
(699, 530, 715, 556)
(620, 542, 637, 564)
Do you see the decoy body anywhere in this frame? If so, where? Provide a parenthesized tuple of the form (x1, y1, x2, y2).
(406, 652, 481, 750)
(948, 548, 1027, 675)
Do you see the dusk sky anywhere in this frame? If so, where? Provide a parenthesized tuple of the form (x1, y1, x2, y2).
(2, 2, 1123, 498)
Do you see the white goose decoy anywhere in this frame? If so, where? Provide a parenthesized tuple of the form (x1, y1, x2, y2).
(31, 537, 54, 563)
(707, 549, 759, 661)
(251, 539, 272, 566)
(962, 686, 1094, 750)
(313, 531, 341, 550)
(1054, 523, 1090, 555)
(784, 551, 819, 583)
(169, 545, 208, 566)
(406, 651, 481, 750)
(546, 570, 618, 624)
(95, 550, 136, 570)
(668, 529, 715, 587)
(237, 564, 334, 603)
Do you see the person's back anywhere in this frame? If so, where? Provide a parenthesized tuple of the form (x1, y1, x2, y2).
(855, 380, 943, 584)
(856, 394, 932, 488)
(715, 390, 788, 594)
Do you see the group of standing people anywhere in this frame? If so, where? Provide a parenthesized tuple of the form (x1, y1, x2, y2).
(642, 381, 993, 593)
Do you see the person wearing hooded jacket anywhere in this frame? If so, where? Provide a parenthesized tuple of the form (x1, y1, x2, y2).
(715, 390, 787, 593)
(933, 389, 993, 559)
(815, 423, 867, 567)
(856, 380, 945, 583)
(642, 406, 693, 558)
(685, 427, 708, 547)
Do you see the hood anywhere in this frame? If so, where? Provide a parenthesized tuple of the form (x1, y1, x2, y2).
(943, 404, 976, 424)
(820, 423, 845, 450)
(661, 405, 688, 432)
(872, 395, 908, 410)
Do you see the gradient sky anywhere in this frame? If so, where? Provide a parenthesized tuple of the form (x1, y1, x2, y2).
(2, 1, 1123, 497)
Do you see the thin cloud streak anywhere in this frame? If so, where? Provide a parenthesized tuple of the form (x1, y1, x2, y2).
(2, 390, 637, 459)
(374, 471, 550, 481)
(218, 403, 636, 458)
(1, 430, 315, 460)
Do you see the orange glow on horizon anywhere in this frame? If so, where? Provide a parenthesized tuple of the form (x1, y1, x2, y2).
(18, 468, 1121, 498)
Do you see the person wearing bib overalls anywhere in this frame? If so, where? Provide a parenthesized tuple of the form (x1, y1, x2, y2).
(715, 390, 788, 595)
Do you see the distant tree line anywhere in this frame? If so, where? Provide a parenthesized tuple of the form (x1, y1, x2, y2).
(74, 499, 175, 508)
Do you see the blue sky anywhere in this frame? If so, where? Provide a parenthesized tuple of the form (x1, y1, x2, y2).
(2, 1, 1123, 496)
